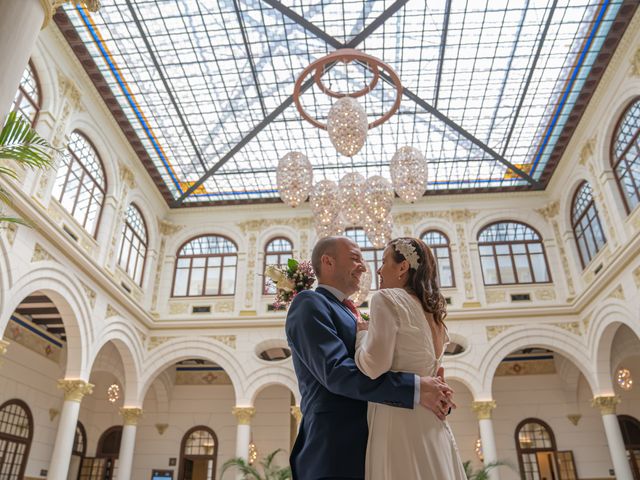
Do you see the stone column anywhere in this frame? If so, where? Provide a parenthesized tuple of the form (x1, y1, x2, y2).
(48, 379, 93, 480)
(0, 340, 9, 368)
(593, 395, 633, 480)
(232, 407, 255, 461)
(116, 407, 143, 480)
(472, 400, 500, 480)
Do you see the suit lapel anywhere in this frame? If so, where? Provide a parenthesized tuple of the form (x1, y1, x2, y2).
(316, 287, 357, 323)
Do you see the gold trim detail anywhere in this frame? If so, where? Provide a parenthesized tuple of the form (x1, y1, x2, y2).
(31, 243, 54, 263)
(155, 423, 168, 435)
(291, 406, 302, 423)
(148, 336, 172, 351)
(472, 401, 496, 420)
(552, 321, 582, 336)
(49, 408, 60, 421)
(567, 414, 582, 426)
(57, 379, 94, 402)
(485, 325, 513, 341)
(592, 395, 620, 415)
(232, 407, 256, 425)
(210, 335, 236, 349)
(120, 407, 143, 426)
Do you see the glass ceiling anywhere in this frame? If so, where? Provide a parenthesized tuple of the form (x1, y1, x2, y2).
(62, 0, 628, 205)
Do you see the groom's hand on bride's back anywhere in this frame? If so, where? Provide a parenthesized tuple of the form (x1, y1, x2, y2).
(419, 375, 454, 421)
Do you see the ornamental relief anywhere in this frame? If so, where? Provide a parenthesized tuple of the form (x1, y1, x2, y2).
(631, 47, 640, 77)
(485, 324, 514, 341)
(455, 223, 475, 300)
(633, 266, 640, 288)
(4, 223, 17, 245)
(608, 285, 625, 300)
(485, 290, 506, 304)
(245, 234, 257, 308)
(209, 335, 237, 349)
(168, 302, 189, 315)
(552, 321, 582, 336)
(81, 283, 97, 309)
(238, 217, 313, 234)
(533, 288, 556, 301)
(535, 201, 559, 219)
(551, 220, 575, 296)
(148, 336, 172, 351)
(214, 300, 234, 313)
(578, 137, 596, 166)
(31, 244, 55, 263)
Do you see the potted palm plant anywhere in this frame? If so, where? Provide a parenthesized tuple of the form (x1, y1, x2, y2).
(221, 448, 292, 480)
(463, 460, 507, 480)
(0, 110, 56, 224)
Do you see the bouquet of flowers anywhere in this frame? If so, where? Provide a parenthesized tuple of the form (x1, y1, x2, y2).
(265, 259, 316, 308)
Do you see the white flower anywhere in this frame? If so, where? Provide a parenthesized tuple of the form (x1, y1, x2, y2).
(265, 265, 285, 283)
(277, 277, 295, 292)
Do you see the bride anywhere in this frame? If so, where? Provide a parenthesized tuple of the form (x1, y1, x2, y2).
(355, 237, 467, 480)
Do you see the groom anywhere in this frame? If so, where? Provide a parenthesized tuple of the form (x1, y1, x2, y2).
(286, 236, 454, 480)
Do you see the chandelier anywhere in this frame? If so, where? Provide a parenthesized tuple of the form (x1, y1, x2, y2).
(351, 264, 372, 307)
(364, 213, 393, 248)
(390, 146, 428, 203)
(107, 384, 120, 404)
(339, 173, 367, 224)
(616, 367, 633, 390)
(293, 49, 403, 157)
(276, 152, 313, 207)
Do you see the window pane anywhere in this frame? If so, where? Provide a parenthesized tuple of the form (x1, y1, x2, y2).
(205, 266, 220, 295)
(221, 266, 236, 294)
(481, 256, 498, 285)
(531, 254, 549, 282)
(173, 268, 189, 296)
(514, 254, 532, 283)
(497, 255, 515, 283)
(189, 268, 205, 296)
(438, 258, 453, 288)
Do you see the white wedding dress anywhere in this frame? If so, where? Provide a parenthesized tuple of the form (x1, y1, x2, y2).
(355, 288, 467, 480)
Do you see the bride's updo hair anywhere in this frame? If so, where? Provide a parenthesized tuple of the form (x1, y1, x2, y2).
(388, 237, 447, 327)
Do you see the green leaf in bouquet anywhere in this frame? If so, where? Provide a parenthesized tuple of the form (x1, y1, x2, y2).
(287, 258, 299, 273)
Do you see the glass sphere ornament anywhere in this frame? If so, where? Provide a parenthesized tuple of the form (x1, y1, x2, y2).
(390, 146, 428, 203)
(364, 175, 393, 219)
(350, 263, 371, 307)
(339, 172, 367, 224)
(314, 214, 345, 239)
(327, 97, 368, 157)
(364, 213, 393, 248)
(276, 151, 313, 207)
(310, 180, 340, 224)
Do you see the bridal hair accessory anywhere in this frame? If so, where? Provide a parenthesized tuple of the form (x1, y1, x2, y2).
(394, 239, 420, 270)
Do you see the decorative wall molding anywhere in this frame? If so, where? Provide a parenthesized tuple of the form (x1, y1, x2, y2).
(552, 321, 582, 336)
(633, 266, 640, 288)
(631, 47, 640, 77)
(592, 395, 620, 415)
(105, 304, 118, 318)
(567, 414, 582, 426)
(168, 302, 188, 315)
(608, 285, 625, 300)
(118, 164, 136, 190)
(120, 407, 143, 426)
(157, 219, 183, 236)
(57, 379, 94, 403)
(486, 290, 506, 305)
(209, 335, 236, 350)
(533, 288, 556, 301)
(471, 400, 496, 420)
(155, 423, 168, 435)
(485, 325, 514, 341)
(147, 336, 172, 351)
(578, 137, 596, 166)
(31, 243, 54, 263)
(238, 218, 312, 234)
(496, 358, 556, 377)
(535, 201, 560, 219)
(81, 283, 97, 309)
(232, 406, 256, 425)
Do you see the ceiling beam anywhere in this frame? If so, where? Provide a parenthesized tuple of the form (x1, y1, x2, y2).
(501, 0, 558, 157)
(174, 0, 408, 206)
(433, 0, 452, 109)
(125, 0, 208, 171)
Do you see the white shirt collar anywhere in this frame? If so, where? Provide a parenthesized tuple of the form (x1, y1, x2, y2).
(316, 283, 347, 302)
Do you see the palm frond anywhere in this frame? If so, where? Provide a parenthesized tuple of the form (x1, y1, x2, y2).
(221, 457, 262, 480)
(0, 111, 56, 168)
(0, 216, 29, 226)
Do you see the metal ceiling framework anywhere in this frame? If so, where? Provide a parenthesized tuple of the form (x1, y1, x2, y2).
(54, 1, 638, 207)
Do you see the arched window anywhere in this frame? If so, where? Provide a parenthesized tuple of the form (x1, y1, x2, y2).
(78, 426, 122, 480)
(420, 230, 455, 288)
(515, 418, 577, 480)
(179, 426, 218, 480)
(618, 415, 640, 478)
(477, 222, 551, 285)
(11, 61, 41, 126)
(173, 235, 238, 297)
(118, 204, 148, 286)
(263, 237, 293, 294)
(612, 98, 640, 213)
(571, 181, 606, 268)
(0, 399, 33, 479)
(345, 228, 383, 290)
(51, 131, 106, 237)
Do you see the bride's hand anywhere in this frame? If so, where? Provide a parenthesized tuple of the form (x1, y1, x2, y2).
(419, 376, 454, 420)
(356, 317, 369, 332)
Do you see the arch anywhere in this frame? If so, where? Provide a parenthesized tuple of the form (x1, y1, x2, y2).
(179, 426, 219, 480)
(515, 417, 558, 479)
(421, 229, 455, 288)
(591, 302, 640, 393)
(570, 180, 607, 268)
(263, 236, 294, 294)
(117, 202, 149, 286)
(27, 45, 56, 117)
(610, 95, 640, 213)
(89, 320, 144, 406)
(479, 324, 597, 396)
(468, 212, 554, 243)
(246, 366, 301, 405)
(167, 226, 245, 258)
(139, 337, 245, 406)
(11, 60, 41, 126)
(122, 191, 159, 251)
(440, 357, 484, 399)
(0, 399, 34, 479)
(1, 264, 91, 378)
(97, 425, 122, 458)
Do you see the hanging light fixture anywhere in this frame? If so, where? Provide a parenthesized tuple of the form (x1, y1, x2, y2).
(339, 172, 367, 224)
(310, 180, 340, 224)
(390, 146, 428, 203)
(475, 437, 484, 462)
(616, 367, 633, 390)
(248, 441, 258, 465)
(327, 97, 368, 157)
(364, 213, 393, 249)
(351, 263, 372, 307)
(276, 151, 313, 207)
(107, 384, 120, 404)
(364, 175, 393, 219)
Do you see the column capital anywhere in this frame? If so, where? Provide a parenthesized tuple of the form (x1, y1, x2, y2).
(41, 1, 101, 28)
(120, 407, 143, 426)
(472, 400, 497, 420)
(232, 406, 256, 425)
(290, 405, 302, 423)
(592, 395, 620, 415)
(57, 379, 94, 402)
(0, 340, 9, 368)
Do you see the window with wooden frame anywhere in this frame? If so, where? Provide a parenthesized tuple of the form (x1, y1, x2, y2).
(478, 221, 551, 285)
(263, 237, 293, 294)
(612, 98, 640, 214)
(420, 230, 455, 288)
(173, 235, 238, 297)
(345, 227, 383, 291)
(11, 60, 41, 126)
(515, 418, 577, 480)
(118, 203, 148, 286)
(179, 426, 218, 480)
(618, 415, 640, 479)
(0, 399, 33, 480)
(69, 422, 87, 480)
(571, 181, 606, 268)
(51, 131, 106, 237)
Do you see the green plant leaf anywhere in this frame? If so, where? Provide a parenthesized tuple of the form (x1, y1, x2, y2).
(221, 458, 262, 480)
(287, 258, 299, 272)
(0, 111, 56, 169)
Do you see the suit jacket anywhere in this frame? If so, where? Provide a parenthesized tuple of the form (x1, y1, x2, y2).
(286, 287, 415, 480)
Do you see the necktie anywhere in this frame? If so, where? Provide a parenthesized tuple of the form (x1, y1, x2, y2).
(342, 298, 362, 321)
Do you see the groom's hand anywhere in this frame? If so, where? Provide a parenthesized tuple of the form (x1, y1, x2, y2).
(419, 376, 454, 420)
(437, 367, 456, 416)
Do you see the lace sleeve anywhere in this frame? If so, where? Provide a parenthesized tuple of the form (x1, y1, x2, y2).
(355, 290, 399, 379)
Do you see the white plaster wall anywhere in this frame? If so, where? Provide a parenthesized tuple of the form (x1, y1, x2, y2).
(252, 385, 293, 468)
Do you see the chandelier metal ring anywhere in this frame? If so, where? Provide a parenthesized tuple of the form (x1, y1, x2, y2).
(294, 48, 402, 130)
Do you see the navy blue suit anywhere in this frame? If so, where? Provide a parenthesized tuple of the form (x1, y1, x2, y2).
(286, 287, 415, 480)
